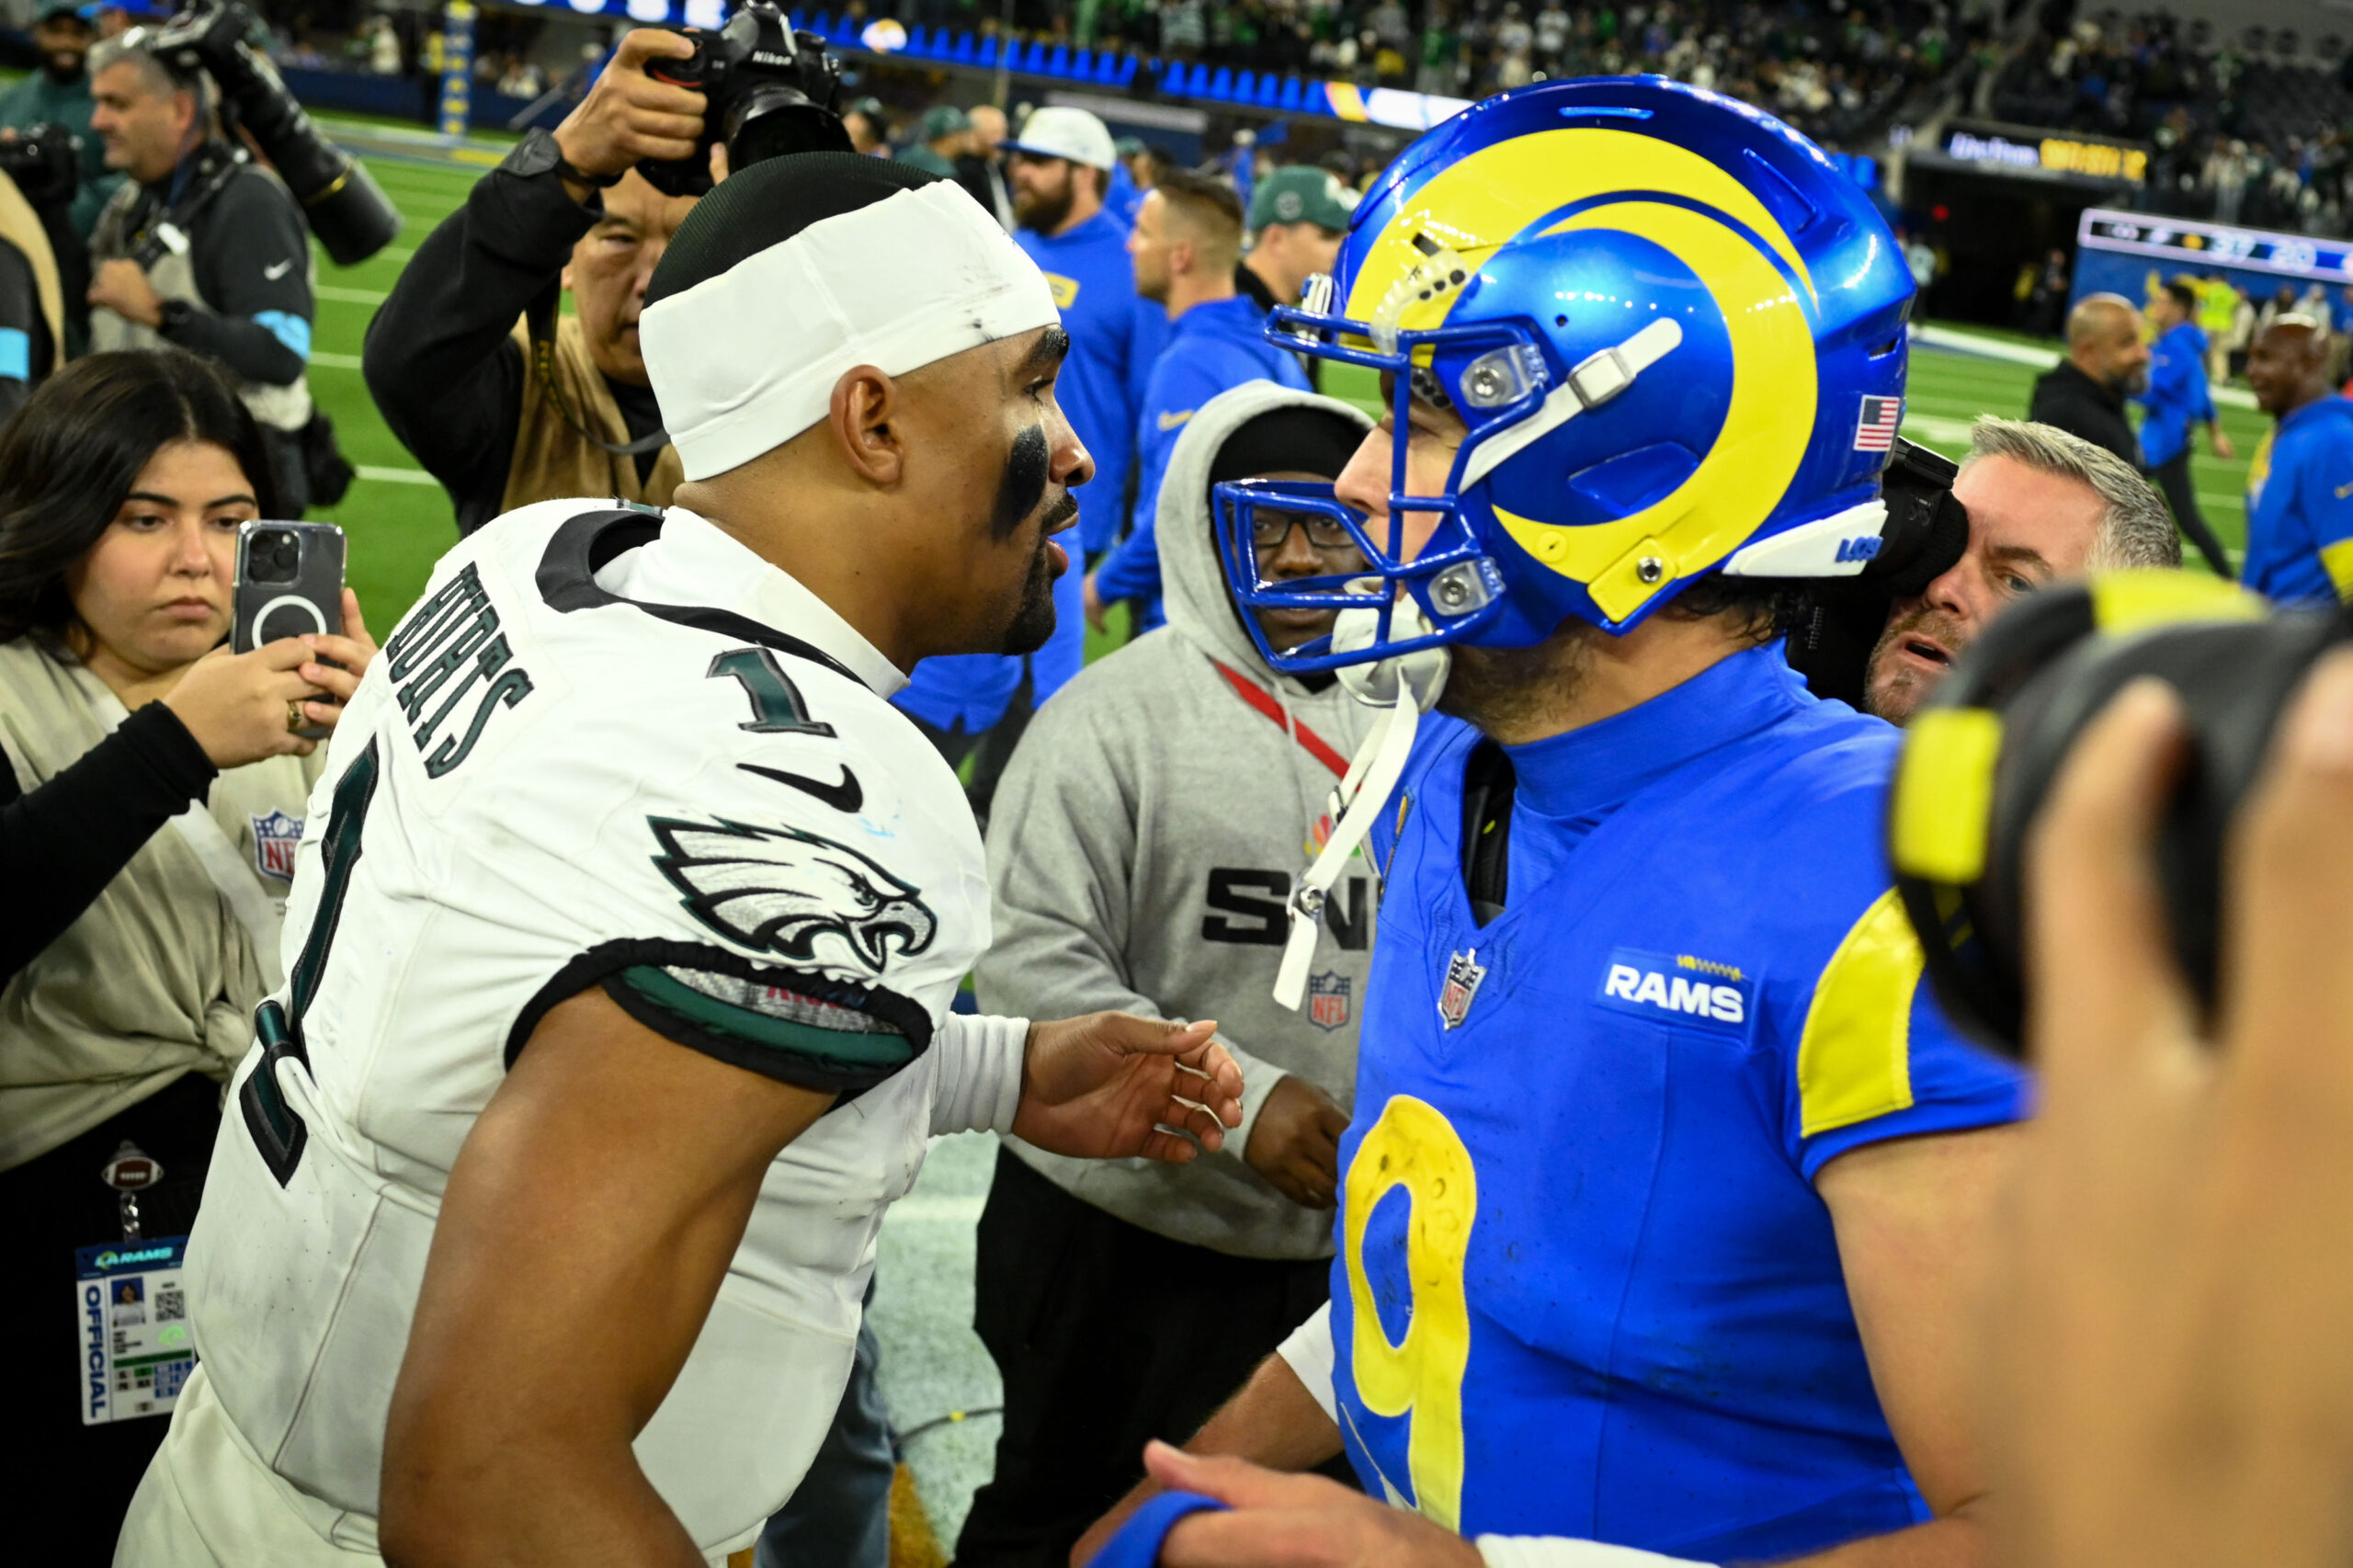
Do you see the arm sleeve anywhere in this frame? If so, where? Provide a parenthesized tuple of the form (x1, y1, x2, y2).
(973, 679, 1293, 1150)
(1273, 1299, 1338, 1422)
(363, 154, 596, 516)
(0, 701, 218, 983)
(928, 1011, 1029, 1135)
(1788, 891, 2029, 1180)
(171, 175, 312, 387)
(0, 236, 40, 423)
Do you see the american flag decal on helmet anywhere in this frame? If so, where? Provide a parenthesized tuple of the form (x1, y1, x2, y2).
(1853, 395, 1902, 452)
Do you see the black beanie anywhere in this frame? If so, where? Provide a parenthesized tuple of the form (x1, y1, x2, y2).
(1205, 403, 1367, 508)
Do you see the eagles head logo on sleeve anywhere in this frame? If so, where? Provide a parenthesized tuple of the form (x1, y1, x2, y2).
(648, 818, 939, 973)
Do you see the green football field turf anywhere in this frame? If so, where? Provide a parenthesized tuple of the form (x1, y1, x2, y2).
(301, 132, 2267, 635)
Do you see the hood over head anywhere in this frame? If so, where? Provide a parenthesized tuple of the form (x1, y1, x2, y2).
(1158, 379, 1373, 685)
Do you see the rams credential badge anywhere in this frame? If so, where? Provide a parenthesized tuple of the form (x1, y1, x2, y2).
(1437, 948, 1486, 1029)
(250, 810, 302, 881)
(1306, 971, 1351, 1031)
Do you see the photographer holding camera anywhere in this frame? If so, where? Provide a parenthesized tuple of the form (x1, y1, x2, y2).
(363, 29, 711, 535)
(0, 2, 123, 243)
(368, 8, 849, 538)
(85, 30, 324, 512)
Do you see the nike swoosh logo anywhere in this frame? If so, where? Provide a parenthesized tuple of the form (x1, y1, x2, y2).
(1157, 409, 1195, 432)
(263, 259, 292, 279)
(739, 762, 863, 814)
(2336, 480, 2353, 499)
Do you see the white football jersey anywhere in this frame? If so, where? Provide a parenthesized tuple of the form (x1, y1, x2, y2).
(184, 502, 1020, 1554)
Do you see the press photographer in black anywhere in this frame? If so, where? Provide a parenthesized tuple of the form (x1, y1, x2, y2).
(362, 29, 716, 535)
(85, 32, 327, 512)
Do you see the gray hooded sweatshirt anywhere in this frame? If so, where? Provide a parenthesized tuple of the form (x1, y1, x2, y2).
(978, 381, 1381, 1261)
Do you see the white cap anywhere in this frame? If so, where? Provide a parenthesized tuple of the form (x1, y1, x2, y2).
(641, 180, 1060, 483)
(1002, 105, 1117, 170)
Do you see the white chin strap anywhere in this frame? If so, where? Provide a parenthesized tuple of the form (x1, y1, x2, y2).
(1274, 604, 1450, 1011)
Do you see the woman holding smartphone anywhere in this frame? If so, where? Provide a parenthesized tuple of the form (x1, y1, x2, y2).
(0, 349, 377, 1544)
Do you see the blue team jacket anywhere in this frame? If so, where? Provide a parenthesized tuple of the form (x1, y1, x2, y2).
(2135, 321, 2214, 469)
(2244, 393, 2353, 605)
(1017, 211, 1157, 558)
(1334, 647, 2027, 1563)
(1093, 295, 1312, 629)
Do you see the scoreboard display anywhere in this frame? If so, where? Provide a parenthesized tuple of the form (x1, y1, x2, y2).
(2078, 210, 2353, 285)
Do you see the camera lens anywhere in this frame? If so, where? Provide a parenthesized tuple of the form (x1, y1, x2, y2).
(250, 529, 300, 584)
(1889, 574, 2347, 1055)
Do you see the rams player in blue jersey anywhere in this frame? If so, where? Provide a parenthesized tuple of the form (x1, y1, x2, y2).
(1075, 78, 2029, 1568)
(2242, 316, 2353, 608)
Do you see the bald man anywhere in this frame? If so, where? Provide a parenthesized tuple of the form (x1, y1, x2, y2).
(2243, 316, 2353, 605)
(2027, 292, 2150, 468)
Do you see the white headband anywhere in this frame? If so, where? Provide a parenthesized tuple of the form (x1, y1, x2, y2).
(641, 181, 1061, 483)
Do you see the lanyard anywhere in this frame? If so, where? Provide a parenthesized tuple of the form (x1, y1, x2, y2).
(1208, 657, 1348, 779)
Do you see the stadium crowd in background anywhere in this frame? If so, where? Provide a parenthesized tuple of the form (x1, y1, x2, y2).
(1995, 13, 2353, 238)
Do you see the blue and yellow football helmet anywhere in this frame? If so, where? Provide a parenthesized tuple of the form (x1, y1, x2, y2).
(1218, 76, 1916, 672)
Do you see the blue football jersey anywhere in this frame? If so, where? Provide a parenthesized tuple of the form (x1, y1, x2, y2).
(1332, 646, 2026, 1563)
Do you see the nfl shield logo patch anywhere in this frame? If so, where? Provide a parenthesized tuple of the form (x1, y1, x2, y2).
(250, 810, 302, 882)
(1306, 971, 1351, 1031)
(1437, 948, 1486, 1030)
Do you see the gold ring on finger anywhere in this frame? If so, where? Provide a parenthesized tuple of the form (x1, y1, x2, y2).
(286, 699, 307, 733)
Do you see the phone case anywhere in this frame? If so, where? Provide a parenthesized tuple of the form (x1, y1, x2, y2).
(233, 521, 347, 654)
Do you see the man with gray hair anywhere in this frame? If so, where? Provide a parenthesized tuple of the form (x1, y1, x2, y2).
(1865, 415, 2179, 723)
(85, 28, 321, 508)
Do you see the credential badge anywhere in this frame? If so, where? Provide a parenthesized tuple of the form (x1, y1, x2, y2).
(1437, 948, 1486, 1029)
(250, 810, 302, 882)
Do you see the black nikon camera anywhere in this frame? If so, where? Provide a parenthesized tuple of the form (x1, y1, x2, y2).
(638, 0, 851, 198)
(139, 0, 402, 265)
(1781, 437, 1972, 709)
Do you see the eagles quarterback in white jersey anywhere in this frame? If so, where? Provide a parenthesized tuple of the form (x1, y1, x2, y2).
(116, 153, 1244, 1567)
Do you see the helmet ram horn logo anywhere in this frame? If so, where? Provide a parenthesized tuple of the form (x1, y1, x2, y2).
(649, 818, 938, 972)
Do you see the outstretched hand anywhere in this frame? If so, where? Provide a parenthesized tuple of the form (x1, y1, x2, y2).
(1012, 1014, 1243, 1164)
(1146, 1445, 1481, 1568)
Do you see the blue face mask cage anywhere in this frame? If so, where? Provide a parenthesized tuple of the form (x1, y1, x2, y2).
(1211, 297, 1556, 676)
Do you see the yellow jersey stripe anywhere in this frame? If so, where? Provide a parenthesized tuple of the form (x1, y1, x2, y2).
(1797, 889, 1924, 1138)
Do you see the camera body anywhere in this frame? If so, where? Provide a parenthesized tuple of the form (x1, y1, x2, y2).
(137, 0, 401, 265)
(639, 0, 851, 198)
(0, 121, 83, 211)
(1888, 574, 2350, 1056)
(1782, 437, 1972, 708)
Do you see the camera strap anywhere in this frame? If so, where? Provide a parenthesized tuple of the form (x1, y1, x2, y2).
(123, 143, 243, 270)
(523, 278, 672, 459)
